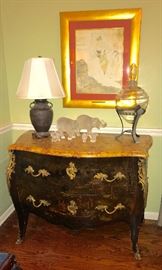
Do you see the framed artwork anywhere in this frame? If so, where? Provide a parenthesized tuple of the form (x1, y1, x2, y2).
(60, 9, 141, 108)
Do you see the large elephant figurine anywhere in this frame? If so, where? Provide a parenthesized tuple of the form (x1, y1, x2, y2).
(56, 117, 79, 140)
(76, 115, 107, 135)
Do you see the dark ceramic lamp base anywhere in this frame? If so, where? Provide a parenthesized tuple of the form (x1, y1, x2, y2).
(30, 99, 53, 138)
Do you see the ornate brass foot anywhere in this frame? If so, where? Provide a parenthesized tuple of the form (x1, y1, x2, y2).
(16, 236, 24, 245)
(16, 232, 24, 244)
(134, 247, 142, 260)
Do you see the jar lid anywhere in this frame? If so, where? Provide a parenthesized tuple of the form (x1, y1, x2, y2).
(116, 64, 149, 110)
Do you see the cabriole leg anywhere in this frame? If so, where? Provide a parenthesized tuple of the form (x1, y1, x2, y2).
(15, 206, 29, 244)
(130, 215, 141, 260)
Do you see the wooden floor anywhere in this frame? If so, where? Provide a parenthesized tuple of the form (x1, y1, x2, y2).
(0, 212, 162, 270)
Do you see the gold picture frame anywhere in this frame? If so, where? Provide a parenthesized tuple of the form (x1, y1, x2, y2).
(60, 9, 141, 108)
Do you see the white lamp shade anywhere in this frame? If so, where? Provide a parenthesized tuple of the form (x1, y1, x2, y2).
(16, 57, 65, 99)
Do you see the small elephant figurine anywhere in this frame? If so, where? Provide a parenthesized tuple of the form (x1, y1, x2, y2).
(76, 115, 107, 135)
(81, 132, 98, 143)
(56, 117, 79, 140)
(51, 131, 61, 142)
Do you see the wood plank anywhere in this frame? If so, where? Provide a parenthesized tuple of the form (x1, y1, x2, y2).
(0, 212, 161, 270)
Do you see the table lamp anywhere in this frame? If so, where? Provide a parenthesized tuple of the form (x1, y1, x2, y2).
(16, 57, 65, 138)
(115, 64, 149, 143)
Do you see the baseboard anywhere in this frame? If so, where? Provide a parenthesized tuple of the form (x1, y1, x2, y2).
(0, 204, 15, 226)
(11, 123, 162, 137)
(0, 122, 162, 137)
(144, 211, 158, 220)
(12, 123, 33, 130)
(0, 124, 12, 135)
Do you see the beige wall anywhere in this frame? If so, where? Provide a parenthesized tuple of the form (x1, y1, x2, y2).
(0, 1, 10, 127)
(1, 0, 162, 128)
(0, 4, 12, 216)
(0, 0, 162, 214)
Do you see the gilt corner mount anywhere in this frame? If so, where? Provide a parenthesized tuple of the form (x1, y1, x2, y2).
(60, 8, 142, 108)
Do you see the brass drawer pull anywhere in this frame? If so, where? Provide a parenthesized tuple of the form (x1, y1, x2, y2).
(25, 165, 50, 177)
(26, 195, 51, 208)
(67, 200, 78, 215)
(94, 172, 126, 182)
(66, 162, 78, 180)
(96, 203, 125, 215)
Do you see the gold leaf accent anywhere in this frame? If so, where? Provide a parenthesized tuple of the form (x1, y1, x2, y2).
(66, 162, 78, 180)
(67, 200, 78, 215)
(26, 195, 51, 208)
(94, 171, 126, 183)
(25, 165, 50, 177)
(6, 151, 16, 188)
(94, 173, 108, 181)
(96, 203, 125, 215)
(138, 158, 148, 207)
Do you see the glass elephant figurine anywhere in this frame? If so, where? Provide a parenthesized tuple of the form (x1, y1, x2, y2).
(51, 115, 107, 142)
